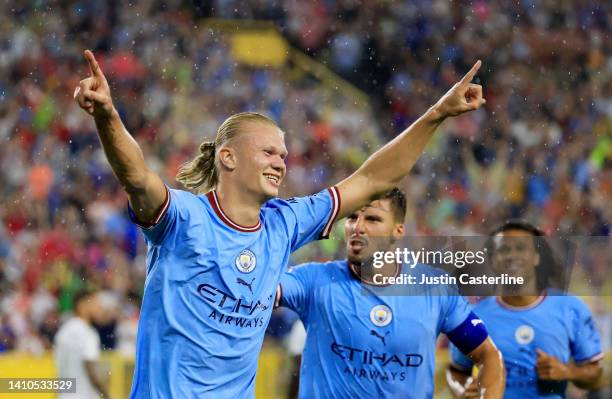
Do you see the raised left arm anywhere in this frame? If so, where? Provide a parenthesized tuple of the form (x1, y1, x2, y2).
(336, 60, 486, 218)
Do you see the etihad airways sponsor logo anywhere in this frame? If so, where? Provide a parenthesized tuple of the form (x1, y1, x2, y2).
(197, 283, 272, 329)
(207, 309, 265, 329)
(343, 366, 407, 382)
(331, 342, 423, 368)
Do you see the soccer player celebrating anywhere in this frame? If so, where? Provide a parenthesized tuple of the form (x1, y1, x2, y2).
(74, 49, 486, 398)
(276, 189, 505, 398)
(447, 221, 604, 398)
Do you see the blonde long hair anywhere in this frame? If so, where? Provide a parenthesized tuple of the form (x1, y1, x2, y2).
(176, 112, 279, 193)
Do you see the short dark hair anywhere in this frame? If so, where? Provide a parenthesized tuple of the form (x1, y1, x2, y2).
(379, 188, 407, 222)
(486, 220, 561, 292)
(490, 220, 544, 237)
(73, 288, 96, 310)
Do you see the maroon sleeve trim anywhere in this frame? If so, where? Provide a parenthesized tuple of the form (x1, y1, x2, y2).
(274, 284, 283, 309)
(127, 187, 170, 229)
(321, 186, 341, 239)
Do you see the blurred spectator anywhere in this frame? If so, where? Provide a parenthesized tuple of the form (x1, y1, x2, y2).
(0, 313, 16, 352)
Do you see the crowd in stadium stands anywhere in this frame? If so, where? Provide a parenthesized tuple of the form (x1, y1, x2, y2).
(0, 0, 609, 381)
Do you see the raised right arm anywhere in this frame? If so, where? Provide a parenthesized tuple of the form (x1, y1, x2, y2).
(74, 50, 166, 222)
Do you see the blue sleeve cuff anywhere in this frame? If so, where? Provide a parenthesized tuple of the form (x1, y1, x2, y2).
(574, 352, 604, 364)
(447, 312, 488, 355)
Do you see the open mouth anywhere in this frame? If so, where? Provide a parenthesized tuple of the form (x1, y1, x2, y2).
(505, 260, 524, 274)
(349, 239, 366, 250)
(263, 173, 281, 187)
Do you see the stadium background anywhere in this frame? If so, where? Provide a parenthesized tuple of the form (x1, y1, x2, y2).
(0, 1, 609, 398)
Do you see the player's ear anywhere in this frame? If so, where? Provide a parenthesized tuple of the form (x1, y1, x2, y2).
(218, 146, 236, 171)
(392, 223, 405, 240)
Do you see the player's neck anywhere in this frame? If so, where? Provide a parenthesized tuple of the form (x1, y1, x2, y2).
(349, 260, 400, 285)
(497, 276, 538, 298)
(75, 313, 91, 325)
(498, 294, 543, 308)
(498, 277, 543, 307)
(214, 181, 262, 227)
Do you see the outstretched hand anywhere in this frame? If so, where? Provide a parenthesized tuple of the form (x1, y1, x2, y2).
(74, 50, 114, 119)
(433, 60, 486, 121)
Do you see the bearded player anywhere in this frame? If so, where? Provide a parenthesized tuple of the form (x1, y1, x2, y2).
(276, 189, 505, 398)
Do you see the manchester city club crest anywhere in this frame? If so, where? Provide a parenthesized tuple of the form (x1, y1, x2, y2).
(235, 249, 257, 273)
(370, 304, 393, 327)
(515, 325, 535, 345)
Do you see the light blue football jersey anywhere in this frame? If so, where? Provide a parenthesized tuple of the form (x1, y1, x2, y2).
(450, 294, 603, 399)
(279, 261, 478, 398)
(128, 186, 340, 398)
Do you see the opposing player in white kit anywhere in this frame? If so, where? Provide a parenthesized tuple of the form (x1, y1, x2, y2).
(54, 289, 110, 399)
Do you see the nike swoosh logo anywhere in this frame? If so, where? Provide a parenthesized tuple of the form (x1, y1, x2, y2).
(471, 319, 483, 326)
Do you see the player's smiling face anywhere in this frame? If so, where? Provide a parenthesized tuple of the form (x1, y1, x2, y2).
(492, 229, 540, 282)
(231, 122, 287, 201)
(345, 199, 404, 265)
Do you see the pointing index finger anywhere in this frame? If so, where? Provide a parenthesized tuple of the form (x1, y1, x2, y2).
(84, 49, 104, 79)
(460, 60, 481, 85)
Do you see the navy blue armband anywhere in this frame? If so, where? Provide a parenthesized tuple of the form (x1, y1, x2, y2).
(447, 312, 488, 355)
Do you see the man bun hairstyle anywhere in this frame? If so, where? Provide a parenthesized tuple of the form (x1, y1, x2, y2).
(176, 112, 279, 193)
